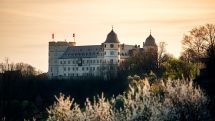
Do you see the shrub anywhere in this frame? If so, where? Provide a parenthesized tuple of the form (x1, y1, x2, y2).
(47, 77, 211, 121)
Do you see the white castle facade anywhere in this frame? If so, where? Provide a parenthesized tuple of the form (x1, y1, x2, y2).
(48, 28, 158, 79)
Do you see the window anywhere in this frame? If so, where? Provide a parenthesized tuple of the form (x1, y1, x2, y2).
(86, 67, 89, 70)
(64, 67, 66, 71)
(110, 51, 114, 55)
(68, 67, 70, 71)
(76, 67, 78, 70)
(68, 61, 70, 64)
(104, 44, 106, 48)
(110, 44, 114, 48)
(82, 67, 84, 71)
(110, 59, 113, 64)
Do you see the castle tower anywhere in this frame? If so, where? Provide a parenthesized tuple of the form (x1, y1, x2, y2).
(143, 32, 158, 70)
(102, 28, 120, 79)
(48, 40, 76, 79)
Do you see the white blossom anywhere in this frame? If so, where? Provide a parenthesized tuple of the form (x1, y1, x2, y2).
(47, 77, 211, 121)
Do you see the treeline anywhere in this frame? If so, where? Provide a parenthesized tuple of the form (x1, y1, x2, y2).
(0, 64, 128, 120)
(0, 58, 42, 77)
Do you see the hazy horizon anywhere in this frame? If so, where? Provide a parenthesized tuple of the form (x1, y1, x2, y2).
(0, 0, 215, 72)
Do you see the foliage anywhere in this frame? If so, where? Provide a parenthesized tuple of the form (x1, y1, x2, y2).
(162, 58, 197, 80)
(196, 41, 215, 97)
(144, 71, 157, 84)
(205, 44, 215, 77)
(47, 77, 211, 121)
(192, 24, 215, 120)
(0, 58, 42, 77)
(0, 72, 127, 120)
(181, 23, 215, 64)
(118, 47, 158, 76)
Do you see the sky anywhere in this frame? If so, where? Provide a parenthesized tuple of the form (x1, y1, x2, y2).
(0, 0, 215, 72)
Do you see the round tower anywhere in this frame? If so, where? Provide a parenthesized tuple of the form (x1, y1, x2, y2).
(102, 28, 120, 79)
(143, 32, 158, 69)
(143, 33, 158, 52)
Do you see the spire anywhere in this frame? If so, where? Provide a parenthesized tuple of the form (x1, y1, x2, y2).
(112, 25, 114, 31)
(150, 29, 151, 35)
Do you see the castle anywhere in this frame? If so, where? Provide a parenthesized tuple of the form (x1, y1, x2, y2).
(48, 28, 158, 79)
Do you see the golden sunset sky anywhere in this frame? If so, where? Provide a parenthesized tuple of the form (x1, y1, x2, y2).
(0, 0, 215, 72)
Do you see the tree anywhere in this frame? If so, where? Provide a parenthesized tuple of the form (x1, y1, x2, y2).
(119, 48, 158, 76)
(180, 49, 196, 63)
(158, 42, 167, 68)
(182, 24, 215, 64)
(182, 26, 207, 63)
(0, 60, 40, 77)
(205, 24, 215, 47)
(162, 58, 197, 80)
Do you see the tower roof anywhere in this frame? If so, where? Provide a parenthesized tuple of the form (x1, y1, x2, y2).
(104, 29, 120, 43)
(144, 33, 157, 46)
